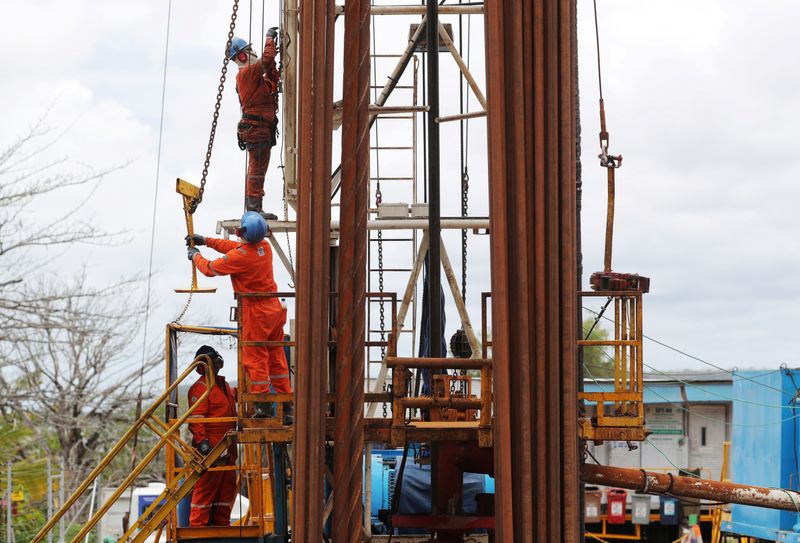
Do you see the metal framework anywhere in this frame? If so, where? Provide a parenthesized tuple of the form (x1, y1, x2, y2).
(578, 290, 647, 442)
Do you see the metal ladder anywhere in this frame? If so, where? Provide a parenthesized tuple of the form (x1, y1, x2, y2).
(366, 52, 421, 418)
(29, 358, 227, 543)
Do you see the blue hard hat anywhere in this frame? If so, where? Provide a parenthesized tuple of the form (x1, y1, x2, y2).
(239, 211, 267, 244)
(228, 37, 251, 60)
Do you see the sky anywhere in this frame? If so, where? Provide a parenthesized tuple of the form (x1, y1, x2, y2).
(1, 0, 799, 385)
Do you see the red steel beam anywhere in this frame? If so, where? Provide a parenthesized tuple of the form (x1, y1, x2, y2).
(485, 0, 579, 541)
(332, 0, 370, 539)
(581, 464, 800, 512)
(293, 0, 335, 538)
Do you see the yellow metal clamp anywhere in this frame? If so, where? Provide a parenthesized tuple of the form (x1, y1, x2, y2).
(175, 178, 216, 294)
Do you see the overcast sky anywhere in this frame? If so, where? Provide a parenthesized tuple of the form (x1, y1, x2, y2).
(2, 0, 799, 384)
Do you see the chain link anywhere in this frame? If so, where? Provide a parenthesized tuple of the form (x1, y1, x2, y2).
(460, 167, 469, 301)
(173, 290, 193, 324)
(190, 0, 240, 214)
(376, 185, 386, 359)
(382, 382, 389, 418)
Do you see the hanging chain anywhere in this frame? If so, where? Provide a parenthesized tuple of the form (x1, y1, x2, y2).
(173, 290, 194, 324)
(382, 382, 390, 418)
(191, 0, 240, 214)
(460, 168, 469, 301)
(376, 185, 386, 357)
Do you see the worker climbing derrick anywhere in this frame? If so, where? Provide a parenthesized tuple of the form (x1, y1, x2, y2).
(187, 211, 293, 423)
(186, 346, 238, 527)
(230, 30, 281, 220)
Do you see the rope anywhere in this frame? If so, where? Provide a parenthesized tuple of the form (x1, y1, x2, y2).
(126, 0, 173, 520)
(140, 0, 172, 390)
(582, 305, 792, 397)
(592, 0, 604, 101)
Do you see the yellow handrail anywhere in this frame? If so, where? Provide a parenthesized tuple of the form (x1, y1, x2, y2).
(31, 356, 218, 543)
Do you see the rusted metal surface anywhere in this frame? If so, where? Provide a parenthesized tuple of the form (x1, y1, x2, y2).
(581, 464, 800, 512)
(485, 0, 579, 540)
(332, 0, 370, 538)
(293, 0, 335, 537)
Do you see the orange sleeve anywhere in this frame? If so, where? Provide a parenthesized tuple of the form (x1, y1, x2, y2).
(262, 36, 277, 66)
(187, 382, 208, 443)
(206, 237, 240, 254)
(195, 246, 249, 277)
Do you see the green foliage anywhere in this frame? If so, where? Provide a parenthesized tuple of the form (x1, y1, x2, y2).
(582, 318, 614, 378)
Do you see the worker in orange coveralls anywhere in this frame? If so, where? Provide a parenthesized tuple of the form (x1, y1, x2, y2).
(228, 30, 281, 220)
(187, 345, 238, 527)
(186, 211, 292, 423)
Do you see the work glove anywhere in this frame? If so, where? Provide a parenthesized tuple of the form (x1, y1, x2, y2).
(185, 234, 206, 246)
(267, 27, 278, 40)
(196, 439, 212, 456)
(187, 247, 200, 261)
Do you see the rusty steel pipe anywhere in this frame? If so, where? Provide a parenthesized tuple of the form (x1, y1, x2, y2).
(399, 397, 483, 410)
(331, 0, 370, 539)
(293, 0, 335, 538)
(385, 357, 491, 370)
(485, 0, 579, 540)
(603, 166, 615, 272)
(581, 464, 800, 512)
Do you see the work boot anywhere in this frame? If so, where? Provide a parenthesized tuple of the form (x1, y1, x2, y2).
(282, 403, 294, 426)
(245, 196, 278, 221)
(253, 402, 275, 418)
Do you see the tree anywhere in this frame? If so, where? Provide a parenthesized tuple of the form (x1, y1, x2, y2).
(582, 318, 614, 378)
(0, 114, 123, 334)
(0, 116, 162, 532)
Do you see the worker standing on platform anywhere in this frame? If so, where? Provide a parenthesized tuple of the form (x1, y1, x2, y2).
(228, 29, 281, 220)
(187, 212, 293, 423)
(187, 345, 238, 527)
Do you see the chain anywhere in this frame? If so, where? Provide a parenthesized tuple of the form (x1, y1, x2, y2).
(376, 186, 386, 357)
(172, 290, 194, 324)
(382, 382, 389, 418)
(460, 167, 469, 301)
(283, 196, 296, 287)
(190, 0, 240, 214)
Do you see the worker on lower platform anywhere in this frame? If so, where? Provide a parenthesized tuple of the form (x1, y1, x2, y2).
(188, 345, 238, 527)
(187, 211, 293, 423)
(228, 30, 281, 220)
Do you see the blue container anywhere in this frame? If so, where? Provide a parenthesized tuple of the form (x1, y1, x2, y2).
(659, 496, 679, 526)
(723, 370, 800, 542)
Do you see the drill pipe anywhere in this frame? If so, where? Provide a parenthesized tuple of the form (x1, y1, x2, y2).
(581, 464, 800, 512)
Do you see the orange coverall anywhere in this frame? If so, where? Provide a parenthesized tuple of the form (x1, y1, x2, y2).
(194, 238, 291, 394)
(187, 375, 237, 526)
(237, 37, 280, 200)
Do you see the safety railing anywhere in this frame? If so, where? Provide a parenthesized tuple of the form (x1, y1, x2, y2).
(31, 356, 221, 543)
(385, 294, 493, 447)
(578, 289, 647, 442)
(164, 323, 287, 541)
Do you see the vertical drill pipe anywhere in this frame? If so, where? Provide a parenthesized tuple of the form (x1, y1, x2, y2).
(293, 0, 334, 537)
(484, 0, 579, 540)
(426, 0, 442, 359)
(603, 166, 615, 272)
(332, 0, 370, 539)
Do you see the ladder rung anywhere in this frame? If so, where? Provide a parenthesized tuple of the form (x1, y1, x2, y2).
(369, 268, 413, 272)
(370, 146, 414, 150)
(370, 237, 415, 242)
(369, 176, 414, 180)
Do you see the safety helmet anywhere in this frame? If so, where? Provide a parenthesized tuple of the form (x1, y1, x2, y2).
(238, 211, 267, 244)
(228, 37, 252, 60)
(195, 345, 224, 375)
